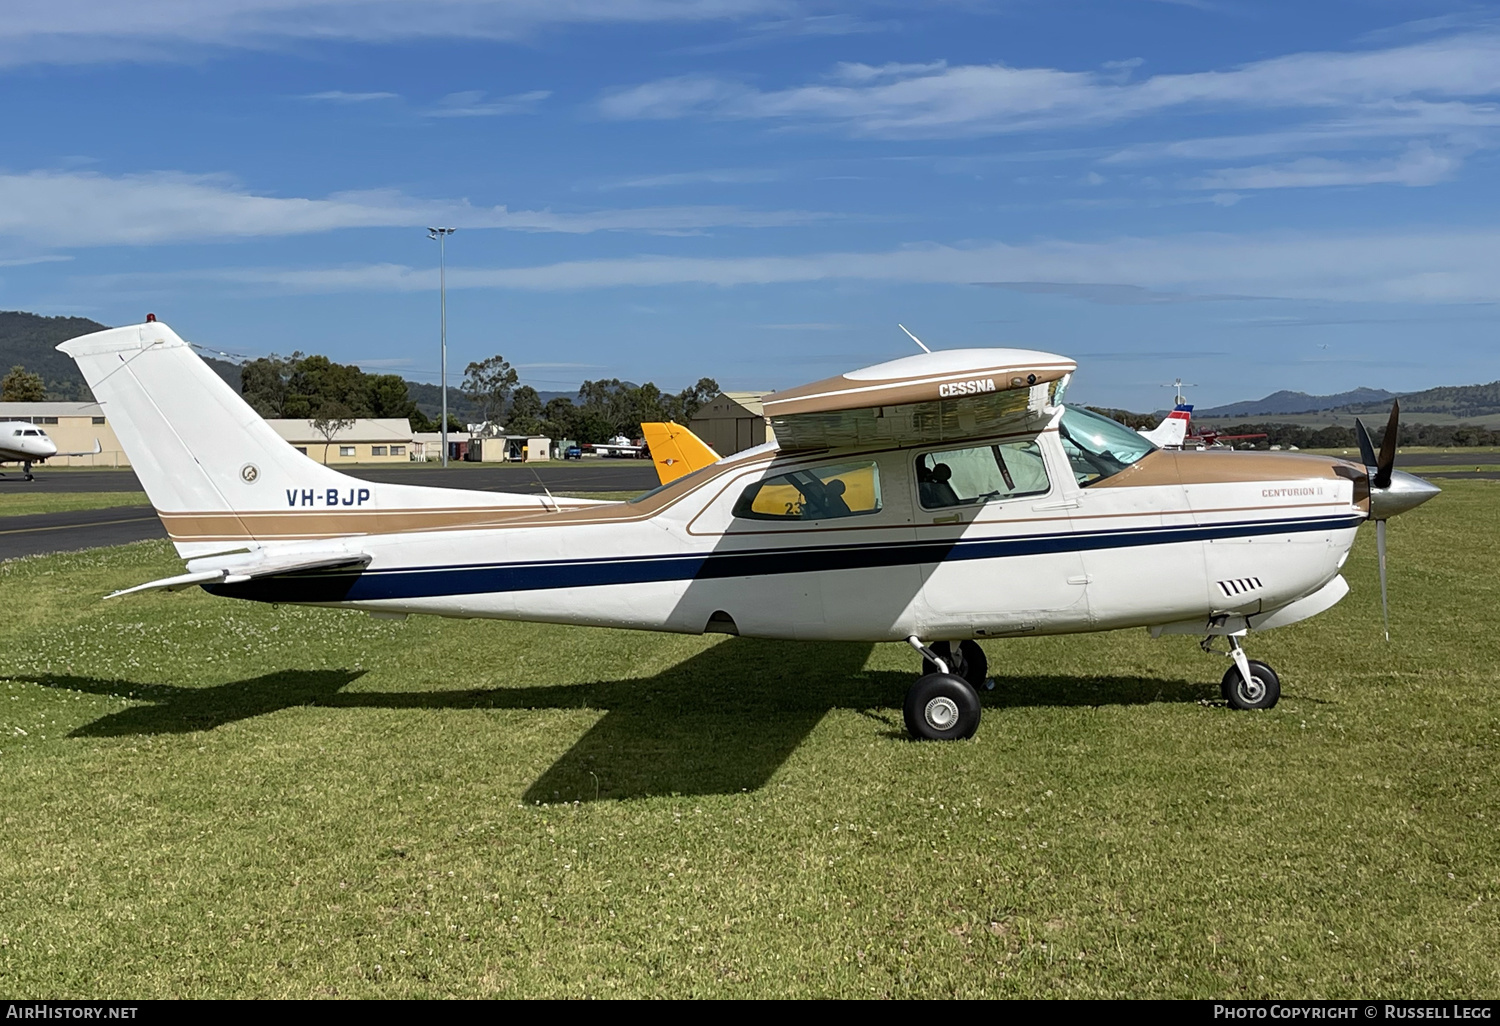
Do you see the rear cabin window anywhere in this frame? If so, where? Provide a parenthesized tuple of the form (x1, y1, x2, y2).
(733, 461, 882, 521)
(917, 441, 1050, 509)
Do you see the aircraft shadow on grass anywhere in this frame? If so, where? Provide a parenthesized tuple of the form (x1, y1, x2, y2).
(14, 639, 1214, 802)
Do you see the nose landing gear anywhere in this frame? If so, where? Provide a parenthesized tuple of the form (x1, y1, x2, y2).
(1206, 634, 1281, 710)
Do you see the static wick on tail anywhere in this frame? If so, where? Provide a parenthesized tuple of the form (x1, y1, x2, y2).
(898, 324, 931, 354)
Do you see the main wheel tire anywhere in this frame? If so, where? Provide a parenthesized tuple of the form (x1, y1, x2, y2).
(904, 673, 982, 741)
(1222, 659, 1281, 710)
(923, 640, 990, 689)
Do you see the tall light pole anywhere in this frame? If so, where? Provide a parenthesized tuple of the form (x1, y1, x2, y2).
(428, 226, 456, 466)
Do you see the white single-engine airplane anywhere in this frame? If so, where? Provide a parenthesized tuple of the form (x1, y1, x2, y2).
(60, 320, 1439, 740)
(0, 422, 101, 480)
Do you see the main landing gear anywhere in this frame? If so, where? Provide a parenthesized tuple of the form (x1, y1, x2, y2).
(1204, 634, 1281, 711)
(903, 637, 994, 741)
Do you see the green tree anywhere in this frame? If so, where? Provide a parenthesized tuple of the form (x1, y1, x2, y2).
(240, 353, 300, 418)
(540, 397, 579, 442)
(506, 386, 544, 435)
(462, 355, 518, 431)
(288, 355, 372, 420)
(310, 401, 356, 465)
(665, 377, 720, 424)
(1, 365, 46, 402)
(368, 373, 424, 428)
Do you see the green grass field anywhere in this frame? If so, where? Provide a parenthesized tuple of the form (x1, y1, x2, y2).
(0, 492, 150, 517)
(0, 483, 1495, 998)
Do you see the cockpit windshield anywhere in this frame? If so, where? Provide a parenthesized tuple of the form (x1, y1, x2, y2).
(1057, 406, 1156, 486)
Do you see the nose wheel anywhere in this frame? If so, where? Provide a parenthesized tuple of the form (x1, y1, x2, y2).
(1214, 635, 1281, 710)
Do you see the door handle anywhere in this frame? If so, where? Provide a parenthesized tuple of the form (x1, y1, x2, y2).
(1032, 499, 1080, 511)
(930, 513, 963, 525)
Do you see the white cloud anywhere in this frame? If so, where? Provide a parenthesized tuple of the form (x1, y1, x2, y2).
(1185, 145, 1462, 190)
(302, 90, 399, 102)
(0, 170, 834, 246)
(599, 32, 1500, 138)
(424, 89, 550, 117)
(119, 227, 1500, 303)
(0, 0, 786, 66)
(598, 167, 783, 189)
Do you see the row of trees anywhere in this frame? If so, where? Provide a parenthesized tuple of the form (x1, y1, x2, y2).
(240, 353, 460, 433)
(459, 354, 719, 443)
(1197, 421, 1500, 449)
(239, 351, 720, 445)
(1090, 406, 1500, 448)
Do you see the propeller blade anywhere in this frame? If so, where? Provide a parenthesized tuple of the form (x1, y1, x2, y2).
(1377, 518, 1390, 642)
(1355, 417, 1378, 469)
(1375, 399, 1399, 490)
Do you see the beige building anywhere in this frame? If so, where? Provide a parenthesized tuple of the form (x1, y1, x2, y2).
(689, 391, 773, 456)
(0, 404, 419, 468)
(268, 419, 415, 464)
(467, 435, 551, 462)
(0, 401, 127, 466)
(411, 431, 471, 462)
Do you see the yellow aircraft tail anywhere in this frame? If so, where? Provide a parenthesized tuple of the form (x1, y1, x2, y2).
(641, 421, 720, 484)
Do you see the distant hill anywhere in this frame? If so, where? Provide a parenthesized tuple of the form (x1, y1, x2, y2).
(1197, 387, 1401, 418)
(1340, 380, 1500, 419)
(0, 311, 240, 399)
(1191, 379, 1500, 430)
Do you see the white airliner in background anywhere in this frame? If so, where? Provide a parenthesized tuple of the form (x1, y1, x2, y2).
(0, 422, 100, 480)
(59, 320, 1438, 741)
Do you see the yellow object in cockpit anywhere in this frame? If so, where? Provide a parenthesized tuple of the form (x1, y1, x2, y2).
(749, 463, 879, 518)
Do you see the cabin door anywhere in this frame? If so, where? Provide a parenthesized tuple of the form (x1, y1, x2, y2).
(913, 436, 1091, 638)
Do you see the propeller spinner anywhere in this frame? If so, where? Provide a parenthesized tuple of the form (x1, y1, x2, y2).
(1353, 400, 1441, 640)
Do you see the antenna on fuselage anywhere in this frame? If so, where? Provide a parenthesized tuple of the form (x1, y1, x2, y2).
(527, 466, 559, 513)
(898, 324, 931, 354)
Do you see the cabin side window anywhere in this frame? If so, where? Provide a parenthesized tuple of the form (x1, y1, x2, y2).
(916, 441, 1050, 510)
(732, 461, 882, 521)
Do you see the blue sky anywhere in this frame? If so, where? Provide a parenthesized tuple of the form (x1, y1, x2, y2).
(3, 0, 1500, 411)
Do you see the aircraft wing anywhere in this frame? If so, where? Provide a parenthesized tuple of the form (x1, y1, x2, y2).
(106, 553, 372, 599)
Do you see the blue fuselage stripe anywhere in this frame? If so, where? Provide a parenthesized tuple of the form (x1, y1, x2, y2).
(205, 514, 1362, 604)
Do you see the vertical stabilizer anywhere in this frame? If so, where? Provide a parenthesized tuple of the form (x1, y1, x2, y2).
(1139, 404, 1192, 448)
(59, 321, 572, 557)
(641, 421, 720, 484)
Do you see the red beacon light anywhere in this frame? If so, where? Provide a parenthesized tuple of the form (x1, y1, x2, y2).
(145, 313, 156, 322)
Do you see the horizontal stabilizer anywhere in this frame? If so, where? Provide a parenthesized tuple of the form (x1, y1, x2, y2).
(56, 439, 103, 458)
(107, 553, 372, 599)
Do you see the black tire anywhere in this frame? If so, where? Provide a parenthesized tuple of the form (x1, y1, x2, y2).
(1221, 659, 1281, 710)
(904, 673, 982, 741)
(923, 640, 990, 689)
